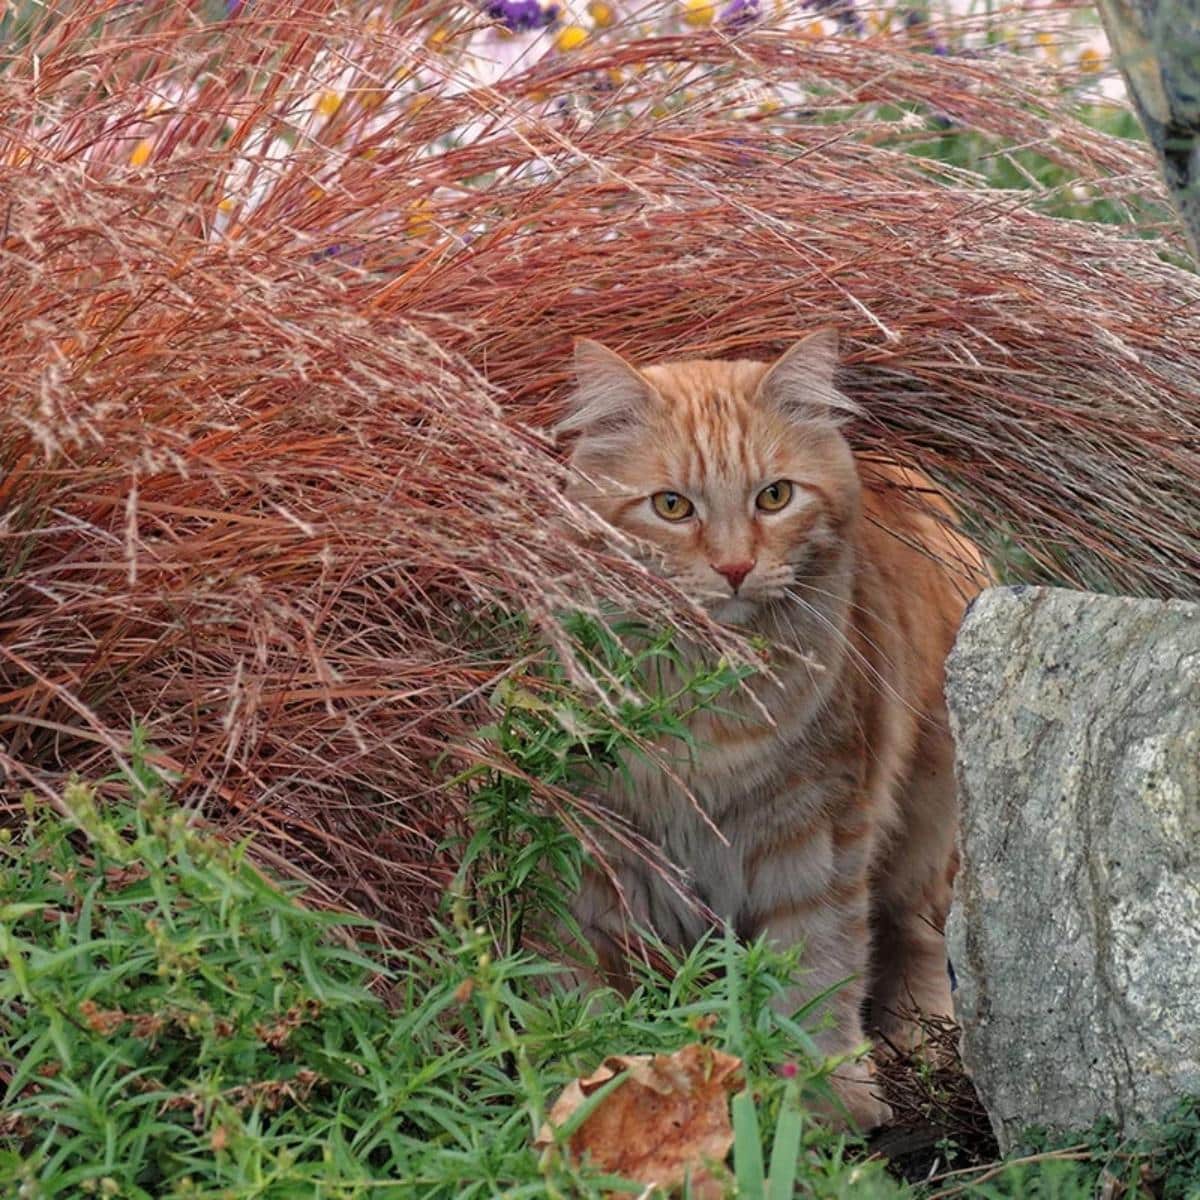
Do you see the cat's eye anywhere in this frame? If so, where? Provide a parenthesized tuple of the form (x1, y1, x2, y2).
(755, 480, 793, 512)
(651, 491, 694, 521)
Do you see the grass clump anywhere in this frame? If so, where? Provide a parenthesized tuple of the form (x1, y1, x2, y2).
(0, 776, 898, 1198)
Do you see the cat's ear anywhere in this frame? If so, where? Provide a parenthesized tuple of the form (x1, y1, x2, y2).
(555, 339, 658, 444)
(756, 329, 862, 424)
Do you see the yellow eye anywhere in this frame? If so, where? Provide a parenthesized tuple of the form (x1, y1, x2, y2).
(755, 480, 793, 512)
(651, 491, 695, 521)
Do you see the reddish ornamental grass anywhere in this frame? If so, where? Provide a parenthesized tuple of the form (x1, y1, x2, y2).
(2, 2, 1197, 936)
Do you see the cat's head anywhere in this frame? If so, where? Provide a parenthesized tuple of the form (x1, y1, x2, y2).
(558, 331, 862, 625)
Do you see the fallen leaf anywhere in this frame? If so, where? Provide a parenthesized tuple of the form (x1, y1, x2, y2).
(536, 1043, 743, 1197)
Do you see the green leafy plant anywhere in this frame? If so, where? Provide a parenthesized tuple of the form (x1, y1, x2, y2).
(449, 610, 754, 959)
(0, 636, 882, 1199)
(0, 781, 885, 1198)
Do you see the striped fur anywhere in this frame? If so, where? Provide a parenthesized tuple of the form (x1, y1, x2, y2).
(559, 332, 990, 1130)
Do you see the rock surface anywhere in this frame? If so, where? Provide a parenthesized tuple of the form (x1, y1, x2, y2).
(945, 586, 1200, 1152)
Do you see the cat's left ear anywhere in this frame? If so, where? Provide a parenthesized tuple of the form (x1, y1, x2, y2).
(756, 329, 863, 424)
(555, 338, 658, 444)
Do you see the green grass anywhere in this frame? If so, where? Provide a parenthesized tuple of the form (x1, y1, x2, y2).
(0, 780, 901, 1198)
(902, 101, 1154, 223)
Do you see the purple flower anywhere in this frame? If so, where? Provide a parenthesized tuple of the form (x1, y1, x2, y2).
(719, 0, 760, 30)
(484, 0, 556, 32)
(311, 243, 364, 266)
(803, 0, 863, 34)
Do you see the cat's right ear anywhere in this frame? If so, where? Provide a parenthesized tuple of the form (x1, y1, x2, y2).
(756, 329, 862, 425)
(555, 339, 657, 445)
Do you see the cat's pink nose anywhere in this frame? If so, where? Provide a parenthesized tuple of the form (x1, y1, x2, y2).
(712, 560, 755, 592)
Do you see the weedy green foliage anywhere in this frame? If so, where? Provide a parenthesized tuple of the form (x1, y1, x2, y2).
(988, 1102, 1200, 1200)
(0, 629, 895, 1199)
(0, 783, 896, 1198)
(451, 611, 756, 958)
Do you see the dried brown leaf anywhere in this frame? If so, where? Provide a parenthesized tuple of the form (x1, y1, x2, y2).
(536, 1043, 743, 1196)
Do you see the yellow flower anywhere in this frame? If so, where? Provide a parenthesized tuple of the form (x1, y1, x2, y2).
(130, 139, 153, 167)
(217, 196, 236, 213)
(682, 0, 714, 27)
(758, 98, 780, 115)
(587, 0, 615, 27)
(555, 24, 588, 51)
(1035, 30, 1060, 63)
(407, 198, 434, 236)
(1079, 47, 1104, 73)
(316, 91, 341, 117)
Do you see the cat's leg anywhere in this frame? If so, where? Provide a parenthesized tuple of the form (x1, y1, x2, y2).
(751, 861, 893, 1131)
(560, 863, 643, 994)
(869, 716, 958, 1051)
(564, 859, 705, 994)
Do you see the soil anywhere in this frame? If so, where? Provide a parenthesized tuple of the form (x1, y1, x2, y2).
(867, 1015, 1001, 1187)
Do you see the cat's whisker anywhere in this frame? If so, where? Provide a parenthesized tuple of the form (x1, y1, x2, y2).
(781, 590, 919, 716)
(789, 576, 897, 629)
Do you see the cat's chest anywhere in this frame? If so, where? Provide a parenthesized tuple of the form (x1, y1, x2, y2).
(645, 789, 751, 925)
(615, 731, 835, 911)
(626, 679, 837, 815)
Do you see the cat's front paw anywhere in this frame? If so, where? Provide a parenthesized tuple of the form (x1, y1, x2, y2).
(826, 1058, 893, 1132)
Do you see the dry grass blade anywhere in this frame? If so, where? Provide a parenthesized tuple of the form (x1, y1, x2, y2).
(2, 2, 1198, 936)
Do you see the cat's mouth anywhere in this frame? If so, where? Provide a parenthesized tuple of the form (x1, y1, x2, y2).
(678, 576, 791, 626)
(707, 596, 762, 626)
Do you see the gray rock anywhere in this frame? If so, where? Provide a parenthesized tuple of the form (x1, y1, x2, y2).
(945, 586, 1200, 1152)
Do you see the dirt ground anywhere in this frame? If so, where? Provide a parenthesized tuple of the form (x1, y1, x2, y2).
(869, 1015, 1000, 1186)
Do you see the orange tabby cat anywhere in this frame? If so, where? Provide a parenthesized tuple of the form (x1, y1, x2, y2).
(556, 330, 989, 1130)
